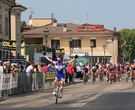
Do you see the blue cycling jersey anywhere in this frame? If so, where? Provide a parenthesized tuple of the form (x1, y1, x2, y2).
(54, 61, 65, 74)
(53, 61, 66, 80)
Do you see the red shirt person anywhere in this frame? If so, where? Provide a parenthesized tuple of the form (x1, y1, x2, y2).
(67, 62, 74, 83)
(42, 64, 48, 72)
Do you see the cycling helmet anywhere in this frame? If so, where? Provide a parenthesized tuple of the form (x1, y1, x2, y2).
(92, 66, 97, 72)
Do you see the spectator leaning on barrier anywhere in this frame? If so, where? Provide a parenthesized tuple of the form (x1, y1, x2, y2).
(3, 62, 7, 74)
(11, 64, 18, 77)
(5, 61, 11, 74)
(26, 62, 35, 92)
(0, 61, 3, 73)
(37, 62, 43, 89)
(32, 64, 39, 91)
(18, 62, 25, 72)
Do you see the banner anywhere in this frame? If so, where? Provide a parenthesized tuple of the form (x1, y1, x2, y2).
(3, 40, 17, 50)
(56, 48, 65, 55)
(12, 74, 18, 88)
(0, 73, 3, 90)
(0, 73, 18, 90)
(45, 71, 56, 80)
(2, 74, 10, 90)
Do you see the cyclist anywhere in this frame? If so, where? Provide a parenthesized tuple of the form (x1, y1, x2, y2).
(81, 63, 90, 83)
(91, 66, 97, 82)
(43, 52, 78, 98)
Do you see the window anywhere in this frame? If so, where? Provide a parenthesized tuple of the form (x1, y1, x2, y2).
(90, 39, 96, 47)
(72, 39, 81, 48)
(51, 40, 60, 49)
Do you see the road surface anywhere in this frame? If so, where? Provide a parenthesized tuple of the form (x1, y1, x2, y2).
(0, 78, 135, 110)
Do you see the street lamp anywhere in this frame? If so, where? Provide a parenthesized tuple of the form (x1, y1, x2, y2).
(102, 44, 106, 63)
(68, 35, 72, 58)
(90, 41, 94, 63)
(43, 27, 49, 54)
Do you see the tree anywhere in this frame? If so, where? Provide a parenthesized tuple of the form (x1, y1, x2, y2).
(119, 29, 135, 62)
(21, 21, 27, 32)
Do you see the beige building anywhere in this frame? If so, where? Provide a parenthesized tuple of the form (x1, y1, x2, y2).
(22, 20, 120, 64)
(0, 0, 27, 60)
(29, 18, 54, 27)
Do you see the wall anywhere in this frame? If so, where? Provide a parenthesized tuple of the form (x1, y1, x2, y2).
(29, 19, 53, 26)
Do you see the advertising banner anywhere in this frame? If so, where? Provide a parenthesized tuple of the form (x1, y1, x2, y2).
(0, 73, 18, 90)
(3, 40, 17, 50)
(45, 71, 56, 81)
(0, 73, 3, 90)
(56, 48, 65, 55)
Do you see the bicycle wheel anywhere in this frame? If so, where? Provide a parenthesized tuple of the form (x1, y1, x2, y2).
(55, 85, 59, 104)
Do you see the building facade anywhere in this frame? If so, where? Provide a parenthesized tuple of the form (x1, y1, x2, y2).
(22, 20, 120, 64)
(0, 0, 27, 60)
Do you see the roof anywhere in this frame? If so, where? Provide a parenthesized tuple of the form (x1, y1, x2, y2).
(31, 18, 53, 20)
(2, 0, 15, 7)
(2, 1, 27, 10)
(11, 2, 27, 11)
(22, 23, 119, 37)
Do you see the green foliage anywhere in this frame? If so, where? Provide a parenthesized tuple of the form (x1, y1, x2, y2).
(119, 28, 135, 62)
(21, 21, 27, 32)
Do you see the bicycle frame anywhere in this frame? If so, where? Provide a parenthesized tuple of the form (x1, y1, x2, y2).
(55, 80, 61, 104)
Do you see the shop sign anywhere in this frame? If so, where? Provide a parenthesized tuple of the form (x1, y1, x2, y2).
(3, 40, 17, 50)
(77, 24, 104, 32)
(56, 48, 65, 55)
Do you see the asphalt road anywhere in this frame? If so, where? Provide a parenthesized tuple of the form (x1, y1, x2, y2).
(0, 78, 135, 110)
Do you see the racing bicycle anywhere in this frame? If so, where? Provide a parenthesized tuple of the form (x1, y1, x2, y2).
(55, 79, 61, 104)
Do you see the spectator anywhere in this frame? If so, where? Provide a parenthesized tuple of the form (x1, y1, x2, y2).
(3, 62, 7, 74)
(26, 62, 34, 92)
(11, 64, 18, 77)
(37, 62, 43, 89)
(6, 61, 11, 74)
(0, 61, 3, 73)
(42, 63, 48, 73)
(67, 62, 74, 83)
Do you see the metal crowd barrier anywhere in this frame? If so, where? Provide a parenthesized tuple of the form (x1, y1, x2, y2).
(0, 71, 47, 98)
(0, 70, 57, 98)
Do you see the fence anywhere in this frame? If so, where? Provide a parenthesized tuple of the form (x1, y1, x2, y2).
(0, 71, 55, 98)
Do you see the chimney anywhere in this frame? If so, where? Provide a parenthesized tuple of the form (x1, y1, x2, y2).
(63, 24, 67, 32)
(53, 18, 57, 26)
(113, 27, 116, 31)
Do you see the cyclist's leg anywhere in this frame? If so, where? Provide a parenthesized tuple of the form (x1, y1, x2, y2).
(60, 79, 64, 93)
(59, 74, 65, 98)
(53, 75, 58, 89)
(53, 75, 58, 95)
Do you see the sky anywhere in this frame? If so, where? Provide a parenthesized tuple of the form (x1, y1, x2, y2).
(16, 0, 135, 31)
